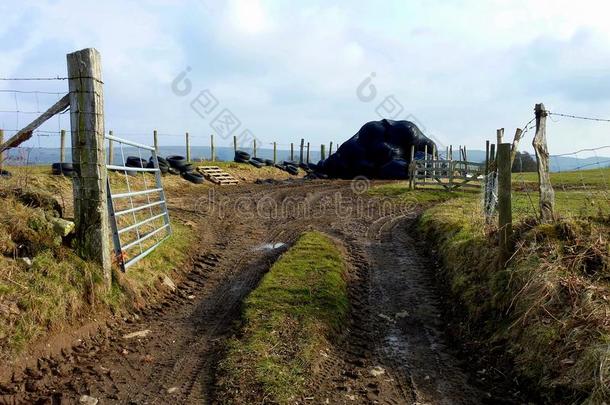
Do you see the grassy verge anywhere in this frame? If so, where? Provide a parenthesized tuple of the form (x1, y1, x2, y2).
(417, 193, 610, 403)
(0, 170, 196, 363)
(217, 231, 349, 404)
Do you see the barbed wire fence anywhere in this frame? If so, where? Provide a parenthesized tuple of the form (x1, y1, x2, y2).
(484, 105, 610, 231)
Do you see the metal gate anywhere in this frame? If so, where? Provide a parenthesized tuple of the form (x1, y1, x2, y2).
(105, 134, 171, 271)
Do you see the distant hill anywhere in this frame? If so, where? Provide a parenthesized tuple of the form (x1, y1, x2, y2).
(443, 149, 610, 172)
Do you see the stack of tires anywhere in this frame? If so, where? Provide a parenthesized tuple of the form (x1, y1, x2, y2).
(317, 119, 437, 179)
(234, 150, 250, 163)
(51, 162, 74, 176)
(166, 155, 204, 184)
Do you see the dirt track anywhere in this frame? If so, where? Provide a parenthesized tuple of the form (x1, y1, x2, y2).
(0, 181, 516, 404)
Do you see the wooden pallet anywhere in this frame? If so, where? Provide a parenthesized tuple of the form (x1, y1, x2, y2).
(196, 166, 239, 185)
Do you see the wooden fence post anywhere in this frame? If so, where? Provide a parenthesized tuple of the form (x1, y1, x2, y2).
(233, 135, 237, 153)
(273, 142, 277, 164)
(449, 145, 453, 161)
(60, 129, 66, 163)
(67, 48, 111, 289)
(510, 128, 523, 167)
(423, 145, 428, 183)
(485, 140, 490, 176)
(108, 130, 114, 165)
(306, 142, 310, 164)
(185, 132, 190, 162)
(290, 142, 294, 161)
(0, 129, 4, 172)
(153, 129, 158, 153)
(533, 103, 555, 222)
(321, 144, 326, 160)
(409, 145, 415, 190)
(299, 139, 304, 163)
(253, 139, 257, 158)
(211, 134, 215, 161)
(329, 141, 333, 156)
(497, 143, 513, 266)
(497, 128, 504, 146)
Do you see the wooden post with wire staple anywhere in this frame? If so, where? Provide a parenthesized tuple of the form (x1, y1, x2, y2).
(108, 130, 114, 164)
(533, 103, 555, 222)
(210, 134, 215, 161)
(185, 132, 190, 162)
(66, 47, 111, 289)
(60, 129, 66, 163)
(497, 143, 513, 267)
(153, 129, 158, 153)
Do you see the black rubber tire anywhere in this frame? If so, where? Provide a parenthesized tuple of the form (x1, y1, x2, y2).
(274, 163, 286, 170)
(0, 169, 12, 178)
(179, 163, 194, 173)
(126, 156, 147, 168)
(283, 160, 298, 166)
(249, 159, 264, 168)
(235, 150, 251, 160)
(168, 167, 180, 175)
(234, 156, 250, 164)
(264, 159, 274, 166)
(251, 157, 265, 164)
(167, 155, 188, 168)
(286, 165, 299, 176)
(182, 171, 204, 184)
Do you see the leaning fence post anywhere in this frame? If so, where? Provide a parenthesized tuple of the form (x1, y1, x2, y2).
(210, 134, 215, 161)
(153, 129, 158, 154)
(185, 132, 190, 162)
(67, 48, 111, 289)
(299, 139, 304, 163)
(533, 103, 555, 222)
(497, 143, 513, 266)
(60, 129, 66, 163)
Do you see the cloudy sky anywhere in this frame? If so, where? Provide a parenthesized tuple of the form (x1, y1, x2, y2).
(1, 0, 610, 155)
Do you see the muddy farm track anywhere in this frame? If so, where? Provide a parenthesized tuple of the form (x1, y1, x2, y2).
(1, 181, 516, 404)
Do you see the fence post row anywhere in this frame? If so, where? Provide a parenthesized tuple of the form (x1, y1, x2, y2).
(67, 47, 112, 289)
(533, 103, 555, 222)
